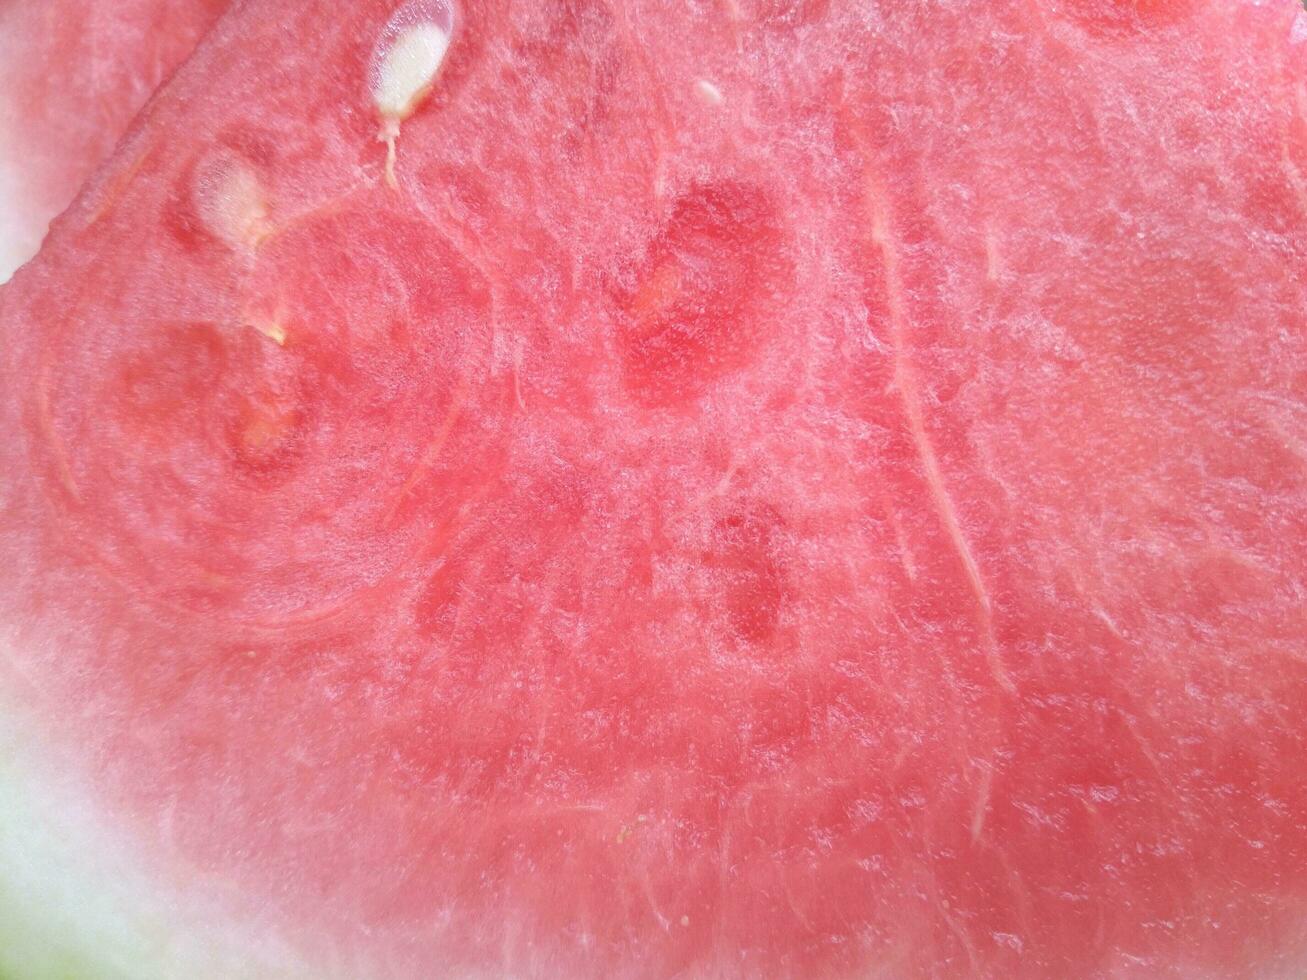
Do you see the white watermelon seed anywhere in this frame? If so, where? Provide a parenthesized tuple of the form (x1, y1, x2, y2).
(371, 2, 456, 189)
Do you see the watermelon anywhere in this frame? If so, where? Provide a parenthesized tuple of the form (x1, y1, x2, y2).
(2, 0, 1307, 976)
(0, 0, 227, 281)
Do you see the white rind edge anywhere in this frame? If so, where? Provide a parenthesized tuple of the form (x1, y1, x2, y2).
(0, 670, 317, 980)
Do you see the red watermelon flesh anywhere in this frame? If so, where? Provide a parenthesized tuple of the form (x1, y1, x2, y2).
(2, 0, 1307, 976)
(0, 0, 228, 280)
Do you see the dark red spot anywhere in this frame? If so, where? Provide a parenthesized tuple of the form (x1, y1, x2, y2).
(616, 181, 789, 406)
(702, 501, 787, 647)
(1061, 0, 1203, 34)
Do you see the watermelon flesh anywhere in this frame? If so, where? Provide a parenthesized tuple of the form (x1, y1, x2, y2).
(3, 0, 1307, 976)
(0, 0, 228, 281)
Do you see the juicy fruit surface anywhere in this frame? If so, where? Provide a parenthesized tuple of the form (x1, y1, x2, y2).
(0, 0, 228, 280)
(3, 0, 1307, 976)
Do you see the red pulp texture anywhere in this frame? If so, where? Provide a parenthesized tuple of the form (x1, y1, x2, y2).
(2, 0, 1307, 976)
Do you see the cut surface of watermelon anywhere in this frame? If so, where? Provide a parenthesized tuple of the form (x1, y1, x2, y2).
(3, 0, 1307, 977)
(0, 0, 228, 281)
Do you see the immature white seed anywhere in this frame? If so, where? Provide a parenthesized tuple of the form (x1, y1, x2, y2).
(694, 79, 724, 107)
(192, 151, 269, 250)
